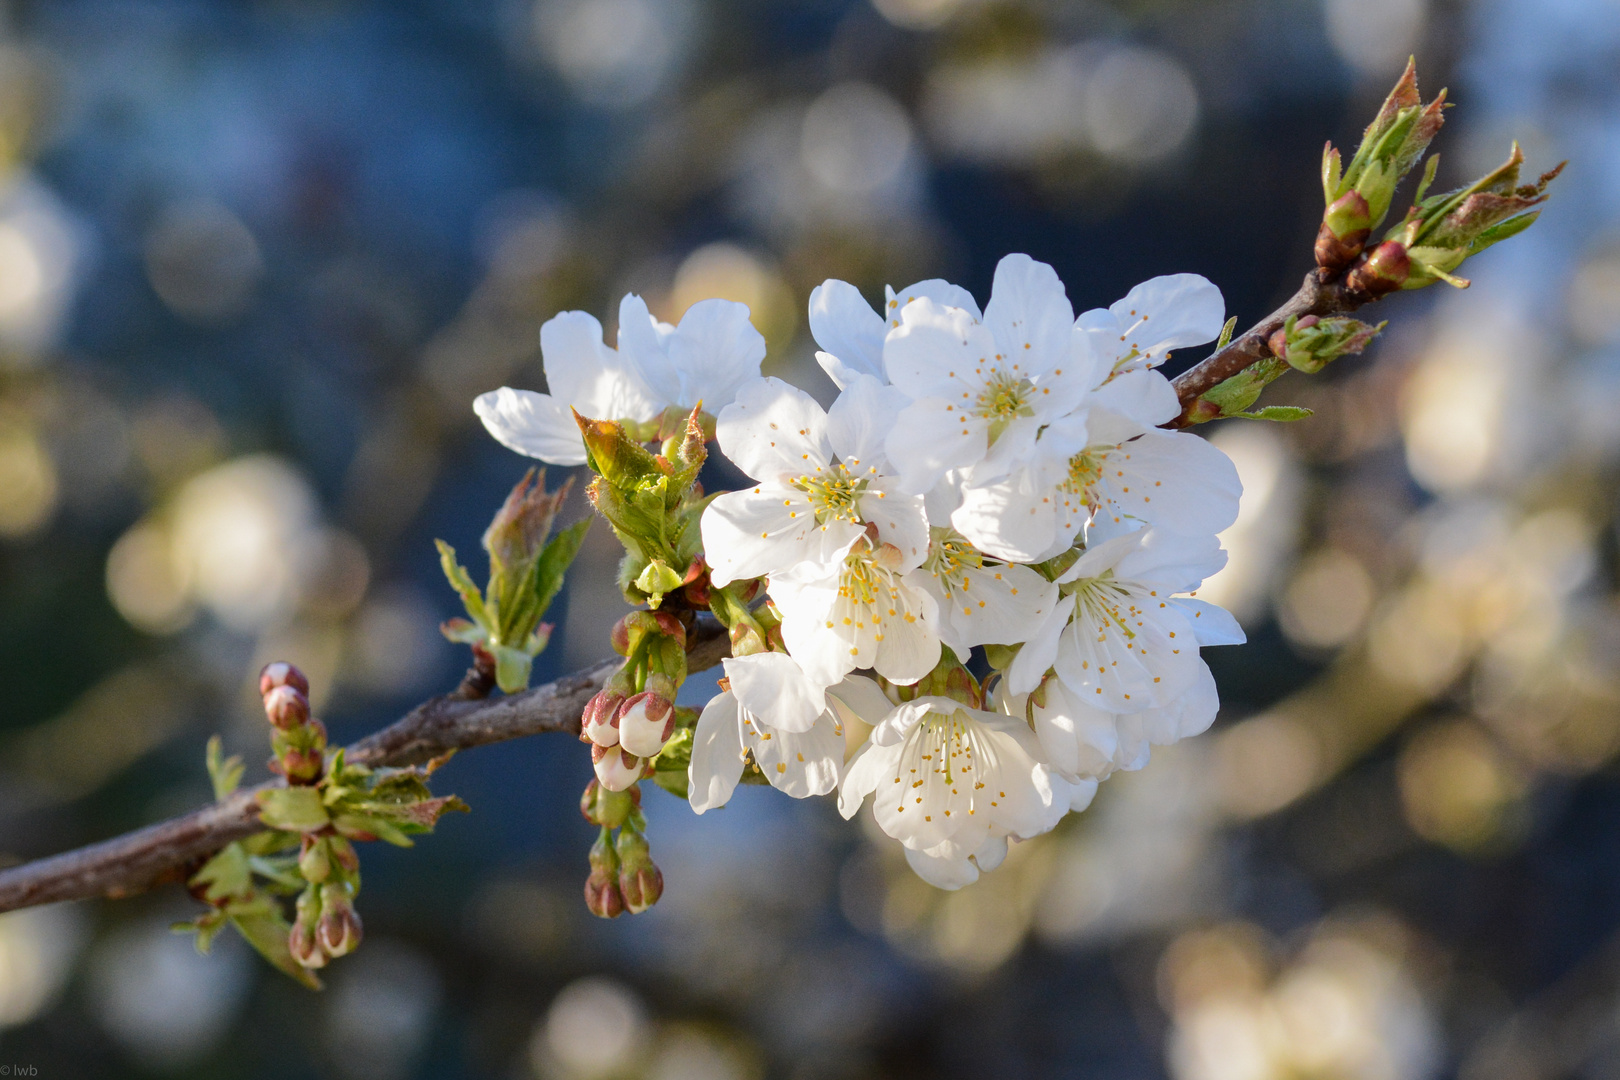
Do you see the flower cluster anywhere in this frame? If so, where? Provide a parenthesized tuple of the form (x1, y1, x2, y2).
(478, 253, 1246, 893)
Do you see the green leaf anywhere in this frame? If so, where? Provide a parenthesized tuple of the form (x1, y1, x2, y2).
(1214, 316, 1238, 352)
(205, 735, 244, 802)
(650, 768, 690, 800)
(653, 727, 694, 773)
(257, 787, 331, 832)
(332, 811, 415, 847)
(436, 539, 489, 625)
(191, 843, 253, 904)
(224, 895, 322, 990)
(1238, 405, 1315, 422)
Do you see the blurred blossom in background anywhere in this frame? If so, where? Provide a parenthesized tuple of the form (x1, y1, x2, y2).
(0, 0, 1617, 1077)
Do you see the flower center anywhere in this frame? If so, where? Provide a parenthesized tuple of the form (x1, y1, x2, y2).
(791, 463, 867, 526)
(1062, 446, 1108, 505)
(1062, 572, 1138, 641)
(974, 370, 1035, 443)
(924, 528, 982, 597)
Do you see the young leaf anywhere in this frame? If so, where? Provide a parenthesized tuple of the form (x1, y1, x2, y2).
(257, 787, 331, 832)
(1239, 405, 1315, 422)
(205, 735, 244, 802)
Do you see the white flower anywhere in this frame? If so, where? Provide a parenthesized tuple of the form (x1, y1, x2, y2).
(902, 771, 1098, 890)
(905, 527, 1059, 654)
(808, 276, 981, 390)
(1073, 273, 1225, 378)
(950, 403, 1242, 563)
(837, 696, 1060, 865)
(687, 652, 848, 813)
(1008, 527, 1243, 712)
(999, 663, 1220, 782)
(881, 254, 1097, 495)
(772, 536, 941, 688)
(475, 294, 765, 465)
(593, 744, 644, 792)
(701, 374, 925, 588)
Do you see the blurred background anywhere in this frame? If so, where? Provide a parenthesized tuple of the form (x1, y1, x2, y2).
(0, 0, 1615, 1076)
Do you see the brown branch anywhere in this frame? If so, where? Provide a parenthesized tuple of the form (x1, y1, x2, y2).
(0, 618, 730, 914)
(1167, 269, 1366, 427)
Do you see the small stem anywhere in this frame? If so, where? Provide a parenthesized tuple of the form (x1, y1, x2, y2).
(1166, 269, 1365, 428)
(0, 617, 731, 913)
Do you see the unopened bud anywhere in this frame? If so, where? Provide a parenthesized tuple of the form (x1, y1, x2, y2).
(617, 691, 675, 758)
(277, 747, 324, 785)
(259, 661, 310, 699)
(584, 830, 624, 919)
(579, 778, 634, 829)
(614, 829, 663, 914)
(582, 688, 625, 747)
(1345, 240, 1410, 298)
(290, 886, 326, 969)
(264, 684, 310, 730)
(592, 743, 644, 792)
(289, 917, 326, 969)
(328, 835, 360, 874)
(316, 884, 363, 959)
(298, 835, 332, 883)
(1316, 192, 1373, 272)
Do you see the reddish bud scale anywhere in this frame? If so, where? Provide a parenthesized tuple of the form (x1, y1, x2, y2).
(584, 870, 625, 918)
(259, 661, 310, 698)
(1346, 241, 1411, 298)
(263, 685, 311, 730)
(581, 688, 626, 747)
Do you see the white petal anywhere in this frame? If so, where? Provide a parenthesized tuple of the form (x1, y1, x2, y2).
(701, 484, 862, 587)
(714, 376, 833, 482)
(541, 309, 662, 422)
(826, 674, 896, 727)
(688, 692, 746, 814)
(982, 253, 1074, 379)
(770, 574, 855, 688)
(885, 397, 988, 495)
(745, 707, 844, 798)
(857, 484, 929, 570)
(828, 373, 908, 474)
(883, 297, 999, 402)
(871, 582, 941, 684)
(723, 652, 827, 734)
(667, 298, 768, 409)
(885, 278, 982, 324)
(1108, 274, 1224, 364)
(1114, 528, 1229, 592)
(816, 350, 867, 393)
(970, 832, 1009, 873)
(1169, 598, 1246, 646)
(1089, 368, 1181, 426)
(903, 845, 981, 890)
(1033, 679, 1120, 779)
(837, 739, 896, 819)
(474, 388, 586, 466)
(1006, 599, 1068, 695)
(615, 293, 681, 406)
(941, 562, 1058, 650)
(951, 466, 1059, 563)
(1088, 424, 1242, 537)
(809, 280, 885, 386)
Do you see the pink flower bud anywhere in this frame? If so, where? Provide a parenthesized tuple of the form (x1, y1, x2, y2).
(259, 661, 310, 699)
(289, 916, 326, 969)
(263, 685, 310, 729)
(316, 885, 363, 959)
(584, 869, 625, 918)
(616, 691, 674, 757)
(581, 688, 625, 747)
(591, 743, 643, 792)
